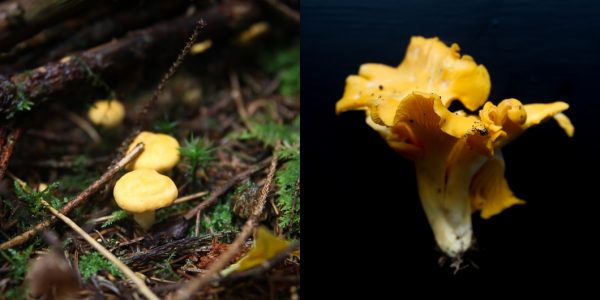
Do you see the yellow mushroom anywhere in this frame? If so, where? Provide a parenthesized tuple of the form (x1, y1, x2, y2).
(126, 131, 180, 173)
(88, 99, 125, 128)
(113, 169, 178, 231)
(336, 36, 574, 258)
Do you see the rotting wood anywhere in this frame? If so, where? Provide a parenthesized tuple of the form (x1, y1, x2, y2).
(1, 0, 190, 70)
(122, 231, 236, 267)
(0, 0, 92, 51)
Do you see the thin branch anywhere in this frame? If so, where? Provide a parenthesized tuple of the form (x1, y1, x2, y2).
(173, 190, 209, 205)
(66, 111, 101, 144)
(41, 199, 159, 300)
(0, 142, 144, 250)
(135, 19, 205, 129)
(175, 149, 279, 299)
(261, 0, 300, 24)
(194, 211, 201, 237)
(229, 71, 250, 128)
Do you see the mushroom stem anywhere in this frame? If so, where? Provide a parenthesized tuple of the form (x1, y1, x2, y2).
(415, 150, 488, 258)
(133, 211, 156, 231)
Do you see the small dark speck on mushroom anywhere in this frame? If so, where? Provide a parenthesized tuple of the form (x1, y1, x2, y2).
(409, 119, 414, 123)
(476, 127, 488, 136)
(437, 188, 442, 193)
(379, 85, 384, 90)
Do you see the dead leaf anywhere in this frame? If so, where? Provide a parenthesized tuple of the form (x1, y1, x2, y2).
(26, 250, 82, 300)
(221, 226, 289, 276)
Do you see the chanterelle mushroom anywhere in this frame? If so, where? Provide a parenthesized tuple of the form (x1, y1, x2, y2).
(127, 131, 180, 173)
(336, 36, 574, 258)
(113, 169, 178, 231)
(88, 99, 125, 128)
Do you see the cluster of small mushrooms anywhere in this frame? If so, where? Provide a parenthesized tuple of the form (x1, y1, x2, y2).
(88, 100, 180, 231)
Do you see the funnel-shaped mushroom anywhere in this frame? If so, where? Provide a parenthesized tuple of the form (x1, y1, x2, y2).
(113, 169, 178, 231)
(336, 36, 574, 258)
(88, 100, 125, 128)
(127, 131, 180, 173)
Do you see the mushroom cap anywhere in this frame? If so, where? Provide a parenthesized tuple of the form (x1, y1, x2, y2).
(127, 131, 180, 173)
(88, 100, 125, 128)
(113, 169, 178, 213)
(336, 36, 491, 117)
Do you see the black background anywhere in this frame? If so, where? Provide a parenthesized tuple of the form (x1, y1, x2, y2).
(302, 0, 600, 295)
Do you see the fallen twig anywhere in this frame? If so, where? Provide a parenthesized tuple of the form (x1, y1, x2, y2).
(135, 19, 204, 129)
(229, 71, 250, 128)
(175, 148, 279, 299)
(0, 142, 144, 250)
(261, 0, 300, 24)
(173, 190, 210, 205)
(40, 198, 160, 300)
(66, 111, 101, 144)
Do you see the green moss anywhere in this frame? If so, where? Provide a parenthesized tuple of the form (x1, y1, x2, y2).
(201, 202, 233, 232)
(259, 44, 300, 96)
(238, 117, 300, 148)
(275, 157, 300, 235)
(153, 117, 179, 135)
(3, 81, 34, 120)
(58, 172, 98, 194)
(154, 253, 180, 281)
(79, 251, 122, 280)
(0, 245, 34, 280)
(180, 134, 215, 187)
(13, 181, 64, 219)
(156, 201, 195, 223)
(101, 210, 129, 228)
